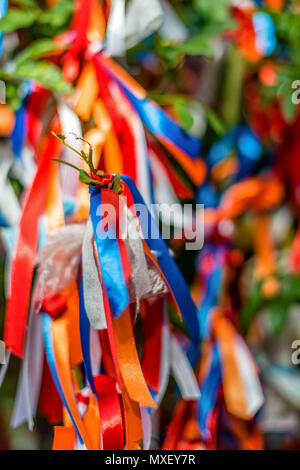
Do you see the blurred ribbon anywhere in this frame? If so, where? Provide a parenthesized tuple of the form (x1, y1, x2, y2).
(0, 0, 8, 57)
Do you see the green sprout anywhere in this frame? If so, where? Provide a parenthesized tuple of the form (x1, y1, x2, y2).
(51, 132, 122, 193)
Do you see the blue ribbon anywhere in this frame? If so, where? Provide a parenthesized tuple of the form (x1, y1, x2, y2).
(119, 85, 202, 158)
(121, 175, 200, 345)
(198, 256, 223, 340)
(253, 12, 277, 57)
(89, 186, 130, 318)
(98, 55, 201, 159)
(42, 313, 84, 444)
(0, 210, 8, 227)
(235, 126, 262, 180)
(11, 102, 28, 160)
(0, 0, 8, 58)
(79, 278, 97, 396)
(206, 125, 262, 181)
(207, 127, 238, 168)
(11, 83, 32, 160)
(198, 343, 222, 439)
(63, 197, 77, 219)
(196, 181, 218, 209)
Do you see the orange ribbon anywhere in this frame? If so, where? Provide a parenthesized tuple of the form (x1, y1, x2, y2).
(52, 426, 76, 450)
(51, 316, 94, 449)
(212, 309, 249, 419)
(112, 308, 156, 408)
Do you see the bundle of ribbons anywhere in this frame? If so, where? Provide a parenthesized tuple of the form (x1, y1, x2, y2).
(8, 148, 202, 450)
(0, 0, 205, 450)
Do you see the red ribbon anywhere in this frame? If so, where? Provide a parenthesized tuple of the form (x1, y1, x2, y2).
(63, 0, 93, 81)
(93, 58, 137, 181)
(94, 374, 124, 450)
(76, 392, 90, 407)
(90, 171, 113, 185)
(42, 295, 67, 319)
(98, 329, 118, 380)
(27, 87, 50, 154)
(39, 356, 63, 424)
(4, 131, 61, 357)
(141, 298, 163, 393)
(148, 140, 195, 200)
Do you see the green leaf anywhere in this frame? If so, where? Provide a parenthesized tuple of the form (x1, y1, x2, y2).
(14, 39, 66, 65)
(52, 133, 66, 143)
(267, 302, 288, 336)
(36, 0, 74, 29)
(278, 79, 297, 124)
(11, 0, 37, 5)
(281, 92, 297, 123)
(193, 0, 231, 24)
(111, 173, 121, 194)
(174, 20, 235, 58)
(14, 61, 73, 94)
(204, 106, 227, 135)
(0, 8, 39, 32)
(174, 100, 194, 131)
(195, 20, 236, 40)
(5, 82, 23, 111)
(267, 10, 300, 51)
(79, 170, 92, 184)
(148, 92, 226, 136)
(176, 36, 214, 57)
(154, 37, 181, 65)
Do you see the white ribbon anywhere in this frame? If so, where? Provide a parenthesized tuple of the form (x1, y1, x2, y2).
(170, 334, 200, 400)
(105, 0, 126, 57)
(0, 145, 21, 227)
(141, 406, 152, 450)
(1, 226, 17, 297)
(13, 145, 36, 189)
(234, 337, 264, 416)
(11, 302, 44, 430)
(82, 218, 107, 330)
(0, 352, 11, 387)
(57, 103, 82, 199)
(159, 0, 188, 42)
(36, 224, 85, 300)
(154, 305, 170, 406)
(123, 203, 154, 310)
(90, 327, 102, 376)
(126, 0, 163, 49)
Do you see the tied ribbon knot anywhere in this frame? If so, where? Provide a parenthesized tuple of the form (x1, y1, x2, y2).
(42, 295, 67, 319)
(90, 171, 113, 186)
